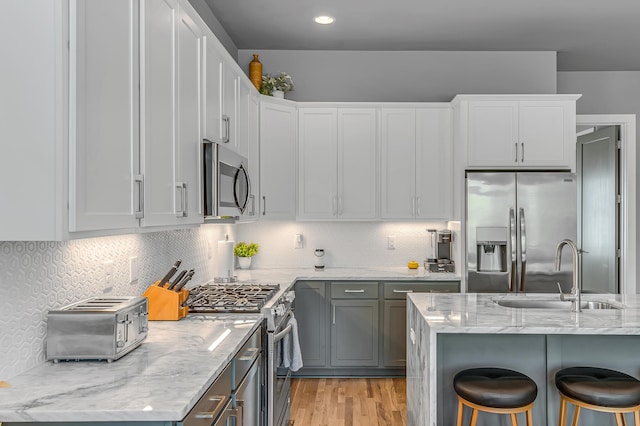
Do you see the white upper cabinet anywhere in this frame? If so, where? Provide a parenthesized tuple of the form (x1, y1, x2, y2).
(203, 35, 223, 145)
(237, 79, 260, 221)
(457, 95, 580, 171)
(175, 6, 204, 224)
(222, 60, 238, 152)
(415, 107, 453, 219)
(298, 107, 376, 220)
(141, 0, 203, 227)
(140, 0, 180, 227)
(69, 0, 140, 232)
(260, 98, 297, 220)
(381, 106, 453, 219)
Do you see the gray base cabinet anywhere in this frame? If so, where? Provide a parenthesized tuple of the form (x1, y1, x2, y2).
(294, 281, 327, 367)
(293, 279, 459, 376)
(383, 300, 407, 367)
(331, 300, 379, 367)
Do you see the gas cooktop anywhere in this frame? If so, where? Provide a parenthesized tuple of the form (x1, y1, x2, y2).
(186, 283, 280, 313)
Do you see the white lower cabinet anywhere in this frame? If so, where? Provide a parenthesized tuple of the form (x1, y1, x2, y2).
(259, 98, 297, 219)
(298, 107, 377, 220)
(380, 106, 453, 219)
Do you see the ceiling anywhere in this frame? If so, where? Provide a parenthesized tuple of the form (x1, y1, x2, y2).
(203, 0, 640, 71)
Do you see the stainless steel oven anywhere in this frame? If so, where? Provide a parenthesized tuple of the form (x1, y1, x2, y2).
(265, 291, 295, 426)
(203, 140, 252, 220)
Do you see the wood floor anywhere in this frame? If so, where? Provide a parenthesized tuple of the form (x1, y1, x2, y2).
(290, 378, 407, 426)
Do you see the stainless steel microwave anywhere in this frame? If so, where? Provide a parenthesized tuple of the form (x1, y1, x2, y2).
(203, 140, 252, 221)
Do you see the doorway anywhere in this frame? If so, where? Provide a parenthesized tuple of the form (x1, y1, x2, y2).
(577, 126, 619, 293)
(576, 115, 636, 295)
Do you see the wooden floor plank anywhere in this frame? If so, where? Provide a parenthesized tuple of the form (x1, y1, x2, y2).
(290, 378, 407, 426)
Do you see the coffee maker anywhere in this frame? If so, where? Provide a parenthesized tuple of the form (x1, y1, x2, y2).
(425, 229, 455, 273)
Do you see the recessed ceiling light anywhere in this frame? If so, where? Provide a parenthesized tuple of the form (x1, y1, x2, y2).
(314, 15, 335, 25)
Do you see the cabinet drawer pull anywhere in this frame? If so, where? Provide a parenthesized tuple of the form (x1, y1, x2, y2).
(392, 289, 413, 293)
(521, 142, 525, 162)
(262, 196, 266, 216)
(344, 289, 365, 293)
(332, 303, 335, 324)
(514, 142, 518, 163)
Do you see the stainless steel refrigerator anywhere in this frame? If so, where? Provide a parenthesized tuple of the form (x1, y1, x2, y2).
(466, 172, 576, 293)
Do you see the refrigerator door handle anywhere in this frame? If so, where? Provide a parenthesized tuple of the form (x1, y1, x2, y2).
(509, 208, 517, 292)
(519, 208, 527, 292)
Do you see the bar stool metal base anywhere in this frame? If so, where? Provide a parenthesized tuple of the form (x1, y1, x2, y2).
(456, 395, 534, 426)
(558, 392, 640, 426)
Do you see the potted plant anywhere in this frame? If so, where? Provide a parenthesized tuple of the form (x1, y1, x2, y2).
(234, 242, 259, 269)
(259, 72, 294, 98)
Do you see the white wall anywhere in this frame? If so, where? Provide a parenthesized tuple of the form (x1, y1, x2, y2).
(0, 225, 234, 379)
(238, 50, 558, 102)
(557, 71, 640, 291)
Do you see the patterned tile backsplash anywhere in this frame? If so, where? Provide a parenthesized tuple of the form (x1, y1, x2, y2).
(0, 225, 233, 380)
(0, 220, 458, 380)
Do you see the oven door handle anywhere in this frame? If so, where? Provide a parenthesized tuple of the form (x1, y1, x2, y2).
(274, 323, 293, 343)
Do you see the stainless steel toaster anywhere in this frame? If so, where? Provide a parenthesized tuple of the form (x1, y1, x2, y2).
(46, 296, 149, 362)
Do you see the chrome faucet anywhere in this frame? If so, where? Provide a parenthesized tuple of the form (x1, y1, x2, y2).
(554, 239, 582, 312)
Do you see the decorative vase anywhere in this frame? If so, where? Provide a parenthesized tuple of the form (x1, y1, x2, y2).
(272, 90, 284, 99)
(249, 54, 262, 91)
(238, 256, 252, 269)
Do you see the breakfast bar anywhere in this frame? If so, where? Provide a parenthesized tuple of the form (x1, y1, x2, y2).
(407, 293, 640, 426)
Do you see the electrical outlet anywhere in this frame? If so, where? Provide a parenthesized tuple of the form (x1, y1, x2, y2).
(129, 256, 139, 283)
(387, 235, 396, 249)
(103, 260, 114, 290)
(294, 234, 303, 249)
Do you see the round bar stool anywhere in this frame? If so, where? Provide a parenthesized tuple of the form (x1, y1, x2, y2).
(555, 367, 640, 426)
(454, 367, 537, 426)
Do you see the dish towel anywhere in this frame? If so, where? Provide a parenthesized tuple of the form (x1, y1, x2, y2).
(281, 313, 303, 372)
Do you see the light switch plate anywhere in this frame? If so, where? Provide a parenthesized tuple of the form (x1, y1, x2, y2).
(294, 234, 303, 249)
(129, 256, 139, 283)
(102, 260, 114, 291)
(387, 235, 396, 249)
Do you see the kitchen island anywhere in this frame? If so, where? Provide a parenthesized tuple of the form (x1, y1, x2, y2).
(407, 293, 640, 426)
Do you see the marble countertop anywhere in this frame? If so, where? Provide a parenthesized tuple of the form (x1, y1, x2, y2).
(234, 267, 461, 285)
(0, 268, 459, 422)
(408, 292, 640, 334)
(0, 314, 262, 422)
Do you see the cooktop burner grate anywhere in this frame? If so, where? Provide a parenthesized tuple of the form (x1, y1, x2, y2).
(186, 283, 280, 313)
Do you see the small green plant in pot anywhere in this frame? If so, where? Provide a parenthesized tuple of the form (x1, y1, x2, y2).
(234, 242, 259, 269)
(259, 72, 294, 98)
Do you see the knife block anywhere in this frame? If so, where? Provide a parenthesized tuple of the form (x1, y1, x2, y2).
(143, 282, 189, 321)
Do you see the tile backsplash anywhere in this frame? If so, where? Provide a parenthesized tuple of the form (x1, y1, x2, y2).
(0, 225, 233, 380)
(1, 220, 459, 380)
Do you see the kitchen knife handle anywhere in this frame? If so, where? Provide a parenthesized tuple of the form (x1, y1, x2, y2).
(167, 270, 187, 290)
(174, 270, 195, 291)
(158, 260, 182, 286)
(134, 174, 144, 219)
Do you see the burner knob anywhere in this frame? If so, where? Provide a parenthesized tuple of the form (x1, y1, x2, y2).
(275, 304, 286, 316)
(284, 291, 296, 303)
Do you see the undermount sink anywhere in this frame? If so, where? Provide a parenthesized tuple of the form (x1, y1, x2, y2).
(494, 299, 622, 310)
